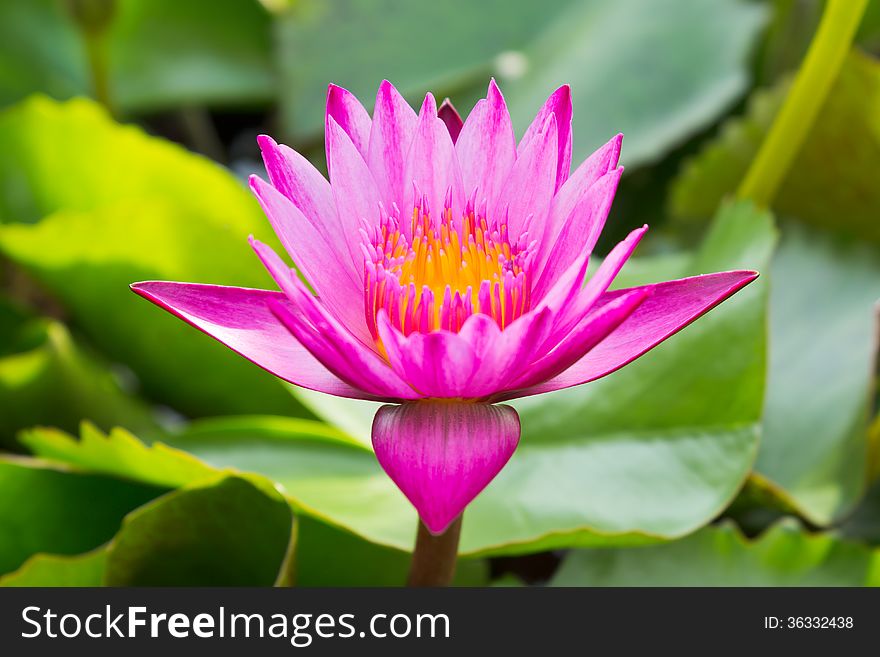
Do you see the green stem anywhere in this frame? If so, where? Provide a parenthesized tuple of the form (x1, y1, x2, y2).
(84, 30, 113, 113)
(407, 517, 462, 587)
(737, 0, 868, 205)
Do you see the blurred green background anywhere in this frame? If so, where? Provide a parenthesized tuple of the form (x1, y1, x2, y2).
(0, 0, 878, 587)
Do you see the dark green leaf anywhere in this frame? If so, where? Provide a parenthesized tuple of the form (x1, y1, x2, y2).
(0, 0, 274, 112)
(104, 476, 294, 586)
(0, 457, 164, 574)
(671, 51, 880, 243)
(295, 516, 487, 587)
(276, 0, 569, 140)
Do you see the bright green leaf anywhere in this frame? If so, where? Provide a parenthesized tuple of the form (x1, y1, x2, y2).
(20, 422, 218, 489)
(551, 519, 880, 586)
(0, 314, 160, 448)
(0, 548, 106, 587)
(104, 476, 294, 586)
(0, 96, 305, 418)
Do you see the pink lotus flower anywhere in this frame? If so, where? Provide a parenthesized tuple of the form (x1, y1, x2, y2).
(132, 81, 757, 535)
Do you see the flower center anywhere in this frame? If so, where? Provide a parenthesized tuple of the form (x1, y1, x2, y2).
(363, 199, 534, 338)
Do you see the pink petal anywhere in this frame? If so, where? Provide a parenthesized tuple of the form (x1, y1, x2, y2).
(535, 225, 647, 344)
(251, 239, 419, 401)
(497, 113, 557, 239)
(326, 84, 372, 159)
(506, 287, 650, 392)
(509, 270, 760, 397)
(531, 166, 623, 301)
(518, 85, 572, 190)
(437, 98, 463, 143)
(372, 401, 520, 534)
(404, 93, 465, 221)
(456, 79, 516, 211)
(130, 281, 375, 400)
(378, 314, 478, 398)
(326, 115, 382, 270)
(367, 80, 418, 211)
(560, 224, 648, 326)
(539, 133, 623, 260)
(256, 135, 340, 244)
(458, 312, 502, 360)
(249, 175, 369, 342)
(467, 307, 554, 399)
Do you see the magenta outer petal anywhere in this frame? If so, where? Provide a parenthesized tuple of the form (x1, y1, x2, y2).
(509, 287, 650, 391)
(248, 175, 369, 342)
(456, 79, 516, 212)
(518, 85, 572, 190)
(546, 224, 648, 338)
(368, 80, 418, 211)
(538, 133, 623, 265)
(532, 166, 624, 300)
(326, 115, 383, 270)
(467, 307, 554, 399)
(437, 98, 463, 143)
(326, 83, 372, 159)
(505, 270, 760, 399)
(498, 113, 557, 238)
(129, 281, 376, 400)
(256, 135, 340, 246)
(372, 401, 520, 534)
(405, 93, 464, 221)
(251, 239, 419, 400)
(377, 314, 478, 398)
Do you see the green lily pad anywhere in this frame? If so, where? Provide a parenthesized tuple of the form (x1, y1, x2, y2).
(551, 519, 880, 586)
(754, 225, 880, 525)
(0, 457, 165, 575)
(501, 0, 767, 167)
(278, 0, 765, 170)
(104, 475, 294, 586)
(0, 0, 274, 112)
(0, 96, 305, 418)
(0, 548, 106, 587)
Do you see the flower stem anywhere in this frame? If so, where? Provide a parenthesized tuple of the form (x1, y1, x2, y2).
(737, 0, 868, 205)
(407, 516, 462, 587)
(64, 0, 116, 113)
(84, 30, 113, 113)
